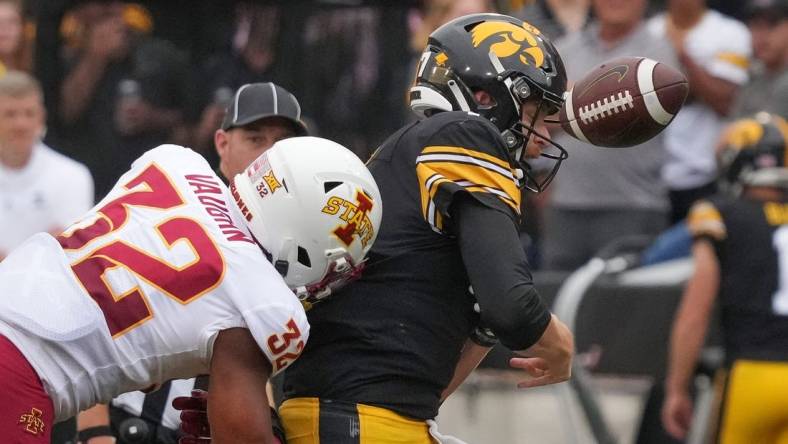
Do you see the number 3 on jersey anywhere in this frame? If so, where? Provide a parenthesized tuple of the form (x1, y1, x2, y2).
(267, 319, 305, 372)
(57, 163, 225, 337)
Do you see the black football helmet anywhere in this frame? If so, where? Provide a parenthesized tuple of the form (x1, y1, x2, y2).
(718, 112, 788, 193)
(409, 13, 569, 192)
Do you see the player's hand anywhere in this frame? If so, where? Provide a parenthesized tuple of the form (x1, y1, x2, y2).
(509, 356, 568, 388)
(86, 16, 128, 60)
(661, 390, 693, 440)
(172, 389, 211, 444)
(513, 315, 573, 388)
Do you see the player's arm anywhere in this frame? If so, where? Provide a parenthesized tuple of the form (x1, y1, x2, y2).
(76, 404, 114, 444)
(452, 194, 573, 388)
(441, 339, 491, 401)
(676, 50, 739, 116)
(209, 327, 277, 444)
(662, 238, 720, 440)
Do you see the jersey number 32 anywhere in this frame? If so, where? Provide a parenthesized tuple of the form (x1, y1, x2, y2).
(57, 163, 224, 337)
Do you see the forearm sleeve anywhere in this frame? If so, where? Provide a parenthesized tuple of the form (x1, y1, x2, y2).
(452, 194, 551, 350)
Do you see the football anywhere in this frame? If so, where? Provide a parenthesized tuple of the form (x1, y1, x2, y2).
(558, 56, 688, 148)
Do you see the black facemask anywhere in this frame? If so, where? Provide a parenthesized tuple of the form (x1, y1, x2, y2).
(500, 88, 568, 193)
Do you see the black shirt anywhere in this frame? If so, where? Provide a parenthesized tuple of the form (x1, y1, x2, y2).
(688, 195, 788, 363)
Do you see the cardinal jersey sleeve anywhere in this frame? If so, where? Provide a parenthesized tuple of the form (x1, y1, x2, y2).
(412, 113, 521, 232)
(205, 263, 309, 377)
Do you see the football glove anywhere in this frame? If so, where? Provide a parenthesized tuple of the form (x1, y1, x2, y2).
(172, 389, 286, 444)
(173, 389, 210, 444)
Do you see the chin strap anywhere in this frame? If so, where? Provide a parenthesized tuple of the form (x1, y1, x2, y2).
(293, 254, 366, 310)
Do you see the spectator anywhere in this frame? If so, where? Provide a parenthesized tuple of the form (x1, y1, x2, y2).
(0, 0, 30, 74)
(409, 0, 494, 54)
(732, 0, 788, 118)
(0, 70, 93, 261)
(514, 0, 590, 40)
(105, 82, 308, 444)
(190, 3, 288, 163)
(56, 1, 192, 200)
(662, 112, 788, 442)
(540, 0, 675, 271)
(295, 4, 413, 160)
(405, 0, 494, 127)
(648, 0, 752, 223)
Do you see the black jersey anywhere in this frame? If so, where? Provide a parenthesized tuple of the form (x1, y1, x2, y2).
(282, 111, 524, 420)
(687, 195, 788, 363)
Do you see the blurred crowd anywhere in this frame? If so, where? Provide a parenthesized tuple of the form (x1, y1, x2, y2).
(1, 0, 786, 266)
(0, 1, 786, 443)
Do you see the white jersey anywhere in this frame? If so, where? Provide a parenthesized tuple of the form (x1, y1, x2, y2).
(0, 142, 94, 254)
(0, 144, 309, 421)
(648, 10, 751, 189)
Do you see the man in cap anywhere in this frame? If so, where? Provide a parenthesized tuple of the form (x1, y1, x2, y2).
(732, 0, 788, 118)
(213, 82, 308, 183)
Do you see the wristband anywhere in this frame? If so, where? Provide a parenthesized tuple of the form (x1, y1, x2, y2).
(77, 425, 115, 443)
(469, 325, 499, 347)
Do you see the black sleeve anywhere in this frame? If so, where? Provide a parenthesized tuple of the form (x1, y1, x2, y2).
(452, 193, 552, 351)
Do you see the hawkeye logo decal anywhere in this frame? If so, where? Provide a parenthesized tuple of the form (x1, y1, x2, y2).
(471, 21, 545, 68)
(321, 190, 375, 248)
(19, 408, 45, 436)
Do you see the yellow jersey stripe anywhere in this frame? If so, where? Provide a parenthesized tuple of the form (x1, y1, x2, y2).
(688, 200, 727, 240)
(420, 161, 520, 205)
(417, 163, 521, 224)
(716, 52, 749, 69)
(421, 145, 512, 170)
(416, 165, 450, 230)
(463, 185, 519, 210)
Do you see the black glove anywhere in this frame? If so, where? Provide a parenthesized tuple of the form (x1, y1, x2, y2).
(173, 390, 287, 444)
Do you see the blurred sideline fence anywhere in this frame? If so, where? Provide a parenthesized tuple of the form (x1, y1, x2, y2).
(438, 240, 720, 443)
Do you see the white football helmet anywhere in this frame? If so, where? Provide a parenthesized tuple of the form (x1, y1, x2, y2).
(231, 136, 383, 306)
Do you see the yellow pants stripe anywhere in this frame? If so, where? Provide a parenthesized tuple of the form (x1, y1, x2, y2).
(718, 360, 788, 444)
(280, 398, 320, 444)
(280, 397, 434, 444)
(357, 403, 431, 443)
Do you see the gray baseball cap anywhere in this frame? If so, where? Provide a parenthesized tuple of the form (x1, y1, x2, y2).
(221, 82, 308, 135)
